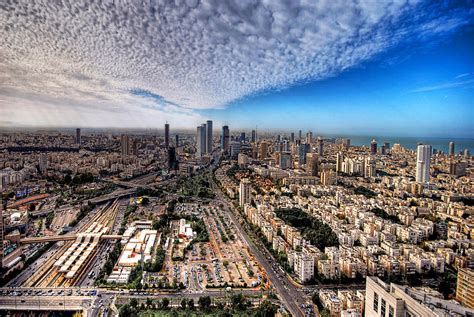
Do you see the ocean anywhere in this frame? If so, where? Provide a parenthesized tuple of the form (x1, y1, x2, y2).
(328, 135, 474, 154)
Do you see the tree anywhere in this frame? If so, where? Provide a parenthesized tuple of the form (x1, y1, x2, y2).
(254, 300, 277, 317)
(161, 297, 170, 310)
(198, 296, 212, 311)
(187, 298, 194, 310)
(180, 298, 187, 310)
(119, 304, 132, 317)
(130, 298, 139, 309)
(146, 298, 153, 308)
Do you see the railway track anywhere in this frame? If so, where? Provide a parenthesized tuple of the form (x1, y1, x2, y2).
(24, 200, 121, 288)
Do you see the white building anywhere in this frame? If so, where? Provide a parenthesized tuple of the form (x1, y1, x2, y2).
(416, 144, 431, 183)
(239, 178, 252, 207)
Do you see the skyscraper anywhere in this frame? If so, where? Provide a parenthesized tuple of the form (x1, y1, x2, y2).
(370, 139, 377, 155)
(449, 141, 455, 156)
(240, 132, 246, 142)
(39, 153, 48, 174)
(306, 152, 319, 176)
(121, 134, 130, 158)
(306, 132, 313, 144)
(416, 144, 432, 183)
(251, 130, 256, 143)
(175, 134, 179, 147)
(259, 141, 268, 159)
(290, 132, 295, 143)
(76, 128, 81, 145)
(298, 143, 309, 166)
(298, 130, 302, 140)
(317, 137, 324, 156)
(336, 152, 344, 172)
(221, 125, 230, 152)
(164, 123, 170, 149)
(196, 125, 206, 158)
(168, 147, 177, 170)
(239, 178, 252, 207)
(206, 120, 213, 153)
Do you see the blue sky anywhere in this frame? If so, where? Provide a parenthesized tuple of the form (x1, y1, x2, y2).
(1, 1, 473, 137)
(204, 25, 474, 137)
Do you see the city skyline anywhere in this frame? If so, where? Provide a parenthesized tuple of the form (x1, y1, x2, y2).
(1, 1, 473, 137)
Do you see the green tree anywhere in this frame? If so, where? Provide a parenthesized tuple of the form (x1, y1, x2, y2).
(198, 296, 212, 311)
(187, 298, 194, 310)
(180, 298, 187, 310)
(129, 298, 139, 309)
(161, 297, 170, 310)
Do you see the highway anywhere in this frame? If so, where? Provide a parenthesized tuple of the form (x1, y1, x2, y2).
(211, 178, 305, 317)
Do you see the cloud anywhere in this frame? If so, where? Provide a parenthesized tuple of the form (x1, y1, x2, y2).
(0, 0, 472, 127)
(410, 79, 474, 93)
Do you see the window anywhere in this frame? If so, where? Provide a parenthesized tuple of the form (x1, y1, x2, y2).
(389, 305, 394, 317)
(373, 292, 379, 312)
(381, 299, 386, 317)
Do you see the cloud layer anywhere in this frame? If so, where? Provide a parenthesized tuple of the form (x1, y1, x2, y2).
(0, 0, 472, 127)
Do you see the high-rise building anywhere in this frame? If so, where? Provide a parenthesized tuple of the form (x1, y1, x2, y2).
(317, 137, 324, 156)
(366, 277, 472, 317)
(465, 149, 471, 158)
(336, 152, 344, 172)
(290, 132, 295, 143)
(168, 147, 178, 171)
(121, 134, 130, 158)
(364, 157, 376, 178)
(416, 144, 432, 183)
(196, 126, 206, 158)
(240, 132, 246, 143)
(39, 153, 48, 174)
(251, 130, 256, 143)
(230, 142, 241, 159)
(259, 141, 268, 159)
(131, 139, 139, 156)
(239, 178, 251, 207)
(175, 134, 179, 147)
(221, 125, 230, 152)
(449, 141, 455, 156)
(206, 120, 213, 153)
(457, 268, 474, 309)
(298, 130, 302, 140)
(76, 128, 81, 145)
(164, 123, 170, 149)
(0, 201, 3, 268)
(370, 139, 377, 155)
(279, 151, 292, 169)
(298, 143, 309, 166)
(306, 153, 319, 176)
(306, 132, 313, 144)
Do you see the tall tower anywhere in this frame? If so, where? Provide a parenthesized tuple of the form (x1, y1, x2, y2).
(239, 178, 252, 207)
(164, 123, 170, 149)
(175, 134, 179, 148)
(370, 139, 377, 155)
(449, 141, 455, 156)
(121, 134, 130, 158)
(201, 123, 207, 154)
(416, 144, 432, 183)
(76, 128, 81, 145)
(221, 125, 230, 152)
(318, 138, 324, 156)
(196, 126, 203, 158)
(206, 120, 213, 153)
(251, 130, 256, 143)
(39, 153, 48, 174)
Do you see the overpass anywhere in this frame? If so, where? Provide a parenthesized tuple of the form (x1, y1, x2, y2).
(20, 234, 122, 244)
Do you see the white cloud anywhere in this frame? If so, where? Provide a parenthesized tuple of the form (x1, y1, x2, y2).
(0, 0, 471, 127)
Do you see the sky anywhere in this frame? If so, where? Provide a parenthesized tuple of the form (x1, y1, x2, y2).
(0, 0, 473, 137)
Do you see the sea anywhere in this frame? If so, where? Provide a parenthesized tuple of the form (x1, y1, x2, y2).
(328, 135, 474, 154)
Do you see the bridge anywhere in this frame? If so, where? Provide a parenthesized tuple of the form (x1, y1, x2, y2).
(20, 234, 122, 244)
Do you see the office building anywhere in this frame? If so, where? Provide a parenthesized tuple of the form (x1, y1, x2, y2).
(240, 132, 246, 142)
(131, 139, 139, 156)
(318, 137, 324, 156)
(251, 130, 256, 143)
(279, 152, 292, 170)
(39, 153, 48, 174)
(298, 143, 310, 166)
(298, 130, 302, 140)
(175, 134, 179, 147)
(365, 276, 474, 317)
(457, 268, 474, 309)
(306, 153, 319, 176)
(230, 142, 241, 159)
(221, 125, 230, 152)
(164, 123, 170, 149)
(336, 152, 344, 172)
(370, 139, 377, 155)
(259, 141, 268, 159)
(306, 131, 313, 144)
(239, 178, 251, 207)
(449, 141, 455, 156)
(206, 120, 213, 153)
(416, 144, 431, 183)
(196, 126, 204, 158)
(76, 128, 81, 145)
(290, 132, 295, 143)
(121, 134, 130, 158)
(168, 147, 178, 171)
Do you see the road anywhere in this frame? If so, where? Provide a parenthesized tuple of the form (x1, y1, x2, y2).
(211, 179, 304, 317)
